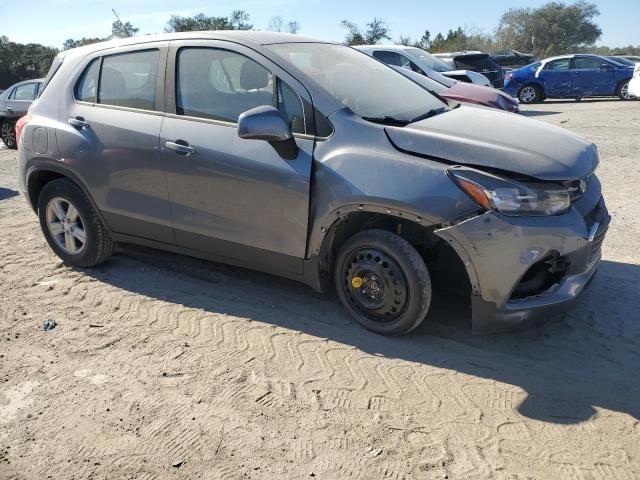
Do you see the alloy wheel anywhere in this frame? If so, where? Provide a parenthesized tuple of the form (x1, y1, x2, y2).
(46, 197, 87, 255)
(520, 86, 538, 103)
(620, 82, 631, 100)
(341, 247, 409, 324)
(1, 122, 15, 148)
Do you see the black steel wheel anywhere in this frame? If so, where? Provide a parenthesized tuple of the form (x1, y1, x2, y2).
(334, 229, 431, 335)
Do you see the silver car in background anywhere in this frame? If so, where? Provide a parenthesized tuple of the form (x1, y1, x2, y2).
(0, 78, 43, 148)
(356, 45, 492, 86)
(19, 32, 608, 335)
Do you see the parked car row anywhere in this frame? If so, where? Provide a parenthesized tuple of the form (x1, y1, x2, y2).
(504, 54, 636, 103)
(17, 32, 610, 336)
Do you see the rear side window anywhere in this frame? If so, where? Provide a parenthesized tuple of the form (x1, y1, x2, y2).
(98, 50, 159, 110)
(75, 59, 100, 103)
(373, 51, 410, 68)
(11, 83, 39, 101)
(176, 48, 273, 123)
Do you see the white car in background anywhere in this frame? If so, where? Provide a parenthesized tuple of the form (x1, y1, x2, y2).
(629, 64, 640, 98)
(355, 45, 492, 86)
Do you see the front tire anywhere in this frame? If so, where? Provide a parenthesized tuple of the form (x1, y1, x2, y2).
(334, 230, 432, 335)
(617, 79, 632, 100)
(1, 120, 17, 149)
(38, 179, 114, 267)
(518, 84, 542, 104)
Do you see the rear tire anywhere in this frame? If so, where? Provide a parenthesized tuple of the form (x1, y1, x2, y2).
(334, 229, 432, 336)
(518, 84, 542, 104)
(37, 179, 114, 267)
(617, 79, 632, 100)
(1, 120, 17, 149)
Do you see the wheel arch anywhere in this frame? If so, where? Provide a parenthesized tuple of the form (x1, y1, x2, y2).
(25, 164, 112, 233)
(309, 204, 472, 297)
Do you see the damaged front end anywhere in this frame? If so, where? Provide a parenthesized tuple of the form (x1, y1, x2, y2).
(434, 171, 609, 334)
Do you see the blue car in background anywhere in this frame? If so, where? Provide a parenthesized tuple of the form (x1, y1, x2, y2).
(504, 54, 635, 104)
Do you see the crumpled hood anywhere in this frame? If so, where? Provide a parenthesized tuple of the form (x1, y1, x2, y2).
(385, 105, 598, 181)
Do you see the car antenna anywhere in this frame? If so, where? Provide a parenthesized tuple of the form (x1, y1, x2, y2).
(112, 8, 132, 37)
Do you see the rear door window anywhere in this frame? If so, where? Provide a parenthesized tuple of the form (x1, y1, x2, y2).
(98, 50, 159, 110)
(573, 57, 609, 70)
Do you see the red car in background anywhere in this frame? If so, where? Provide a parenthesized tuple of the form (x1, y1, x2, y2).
(393, 66, 520, 113)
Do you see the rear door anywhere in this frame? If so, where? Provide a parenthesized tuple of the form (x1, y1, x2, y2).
(571, 57, 616, 96)
(5, 82, 40, 119)
(56, 44, 174, 243)
(539, 58, 572, 96)
(160, 40, 314, 273)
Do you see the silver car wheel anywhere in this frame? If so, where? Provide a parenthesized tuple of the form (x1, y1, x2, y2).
(620, 82, 631, 100)
(1, 122, 15, 148)
(520, 86, 538, 103)
(46, 197, 87, 255)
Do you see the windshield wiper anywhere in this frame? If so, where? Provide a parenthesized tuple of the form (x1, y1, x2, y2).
(409, 107, 447, 124)
(361, 116, 409, 126)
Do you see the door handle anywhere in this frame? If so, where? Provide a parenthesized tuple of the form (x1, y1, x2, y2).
(68, 116, 89, 129)
(165, 141, 196, 156)
(6, 107, 13, 112)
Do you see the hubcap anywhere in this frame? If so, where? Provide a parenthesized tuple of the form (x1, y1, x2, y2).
(342, 248, 408, 324)
(520, 86, 537, 103)
(46, 197, 86, 255)
(1, 123, 15, 147)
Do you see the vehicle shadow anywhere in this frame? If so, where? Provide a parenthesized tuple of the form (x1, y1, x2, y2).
(0, 187, 19, 200)
(84, 245, 640, 425)
(519, 110, 561, 117)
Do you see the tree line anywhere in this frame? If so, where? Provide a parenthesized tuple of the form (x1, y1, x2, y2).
(2, 2, 639, 89)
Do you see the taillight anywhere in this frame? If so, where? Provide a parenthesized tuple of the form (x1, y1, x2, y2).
(15, 115, 31, 148)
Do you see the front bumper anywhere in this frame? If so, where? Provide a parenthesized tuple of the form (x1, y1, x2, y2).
(435, 187, 609, 334)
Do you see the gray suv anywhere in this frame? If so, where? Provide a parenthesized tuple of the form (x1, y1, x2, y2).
(1, 79, 43, 148)
(18, 32, 609, 335)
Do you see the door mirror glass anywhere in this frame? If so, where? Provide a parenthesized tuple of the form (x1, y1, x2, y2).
(238, 105, 298, 159)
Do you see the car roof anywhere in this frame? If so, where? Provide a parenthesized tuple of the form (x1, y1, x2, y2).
(541, 53, 621, 64)
(7, 78, 44, 89)
(61, 31, 334, 58)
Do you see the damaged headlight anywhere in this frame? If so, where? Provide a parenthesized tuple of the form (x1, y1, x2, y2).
(449, 166, 571, 216)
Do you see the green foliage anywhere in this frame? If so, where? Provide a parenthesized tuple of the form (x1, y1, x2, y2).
(62, 38, 105, 51)
(341, 18, 390, 46)
(165, 10, 252, 33)
(497, 1, 602, 57)
(112, 20, 139, 38)
(0, 36, 59, 89)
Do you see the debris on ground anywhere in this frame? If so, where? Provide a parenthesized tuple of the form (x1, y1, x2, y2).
(42, 319, 56, 331)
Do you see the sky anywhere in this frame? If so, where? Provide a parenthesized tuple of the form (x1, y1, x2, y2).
(1, 0, 639, 49)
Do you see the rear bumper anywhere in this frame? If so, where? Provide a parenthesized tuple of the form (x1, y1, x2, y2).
(435, 192, 609, 334)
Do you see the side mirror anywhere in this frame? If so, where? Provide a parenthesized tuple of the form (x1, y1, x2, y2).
(238, 105, 298, 160)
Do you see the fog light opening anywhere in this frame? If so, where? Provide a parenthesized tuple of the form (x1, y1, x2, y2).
(510, 252, 568, 300)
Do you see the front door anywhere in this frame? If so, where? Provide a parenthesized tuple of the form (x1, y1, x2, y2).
(571, 57, 616, 96)
(56, 44, 174, 243)
(540, 58, 572, 96)
(160, 41, 314, 274)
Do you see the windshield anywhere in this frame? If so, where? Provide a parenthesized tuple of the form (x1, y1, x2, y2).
(405, 48, 452, 72)
(266, 43, 448, 122)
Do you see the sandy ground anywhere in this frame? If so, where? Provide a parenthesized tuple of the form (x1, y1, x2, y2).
(1, 99, 639, 480)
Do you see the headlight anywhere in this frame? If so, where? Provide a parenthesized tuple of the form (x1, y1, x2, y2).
(449, 166, 571, 216)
